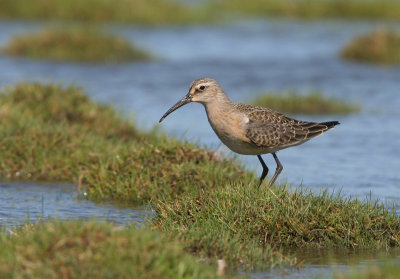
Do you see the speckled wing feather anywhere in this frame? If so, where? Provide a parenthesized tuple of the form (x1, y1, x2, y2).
(240, 105, 339, 148)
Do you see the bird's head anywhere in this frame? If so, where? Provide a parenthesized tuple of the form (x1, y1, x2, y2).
(159, 78, 225, 123)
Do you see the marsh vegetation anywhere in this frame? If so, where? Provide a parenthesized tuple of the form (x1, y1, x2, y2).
(342, 29, 400, 65)
(0, 0, 399, 276)
(2, 28, 152, 63)
(207, 0, 400, 20)
(1, 0, 400, 24)
(1, 82, 399, 275)
(155, 183, 400, 268)
(0, 221, 220, 279)
(250, 92, 360, 115)
(0, 0, 196, 25)
(0, 82, 245, 204)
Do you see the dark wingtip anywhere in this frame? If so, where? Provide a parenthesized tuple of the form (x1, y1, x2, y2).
(321, 121, 340, 129)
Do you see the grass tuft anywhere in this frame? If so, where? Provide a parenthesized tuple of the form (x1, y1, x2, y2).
(155, 183, 400, 267)
(0, 81, 252, 204)
(341, 29, 400, 65)
(0, 82, 137, 139)
(0, 220, 220, 279)
(2, 27, 152, 63)
(250, 92, 360, 115)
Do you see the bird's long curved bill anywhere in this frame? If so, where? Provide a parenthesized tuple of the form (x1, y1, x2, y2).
(159, 94, 192, 123)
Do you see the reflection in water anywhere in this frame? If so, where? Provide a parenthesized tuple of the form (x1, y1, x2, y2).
(252, 249, 400, 278)
(0, 182, 152, 227)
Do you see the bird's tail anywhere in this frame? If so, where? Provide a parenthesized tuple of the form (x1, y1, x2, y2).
(297, 120, 340, 140)
(320, 121, 340, 129)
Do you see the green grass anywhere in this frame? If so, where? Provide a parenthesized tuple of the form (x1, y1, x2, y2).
(2, 27, 152, 63)
(205, 0, 400, 20)
(2, 0, 400, 24)
(0, 220, 220, 279)
(0, 0, 199, 25)
(155, 183, 400, 268)
(341, 29, 400, 65)
(250, 92, 360, 115)
(331, 260, 400, 279)
(1, 81, 400, 272)
(0, 82, 252, 204)
(0, 81, 291, 269)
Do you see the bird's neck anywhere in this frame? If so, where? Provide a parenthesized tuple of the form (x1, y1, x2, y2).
(203, 96, 236, 128)
(203, 92, 232, 112)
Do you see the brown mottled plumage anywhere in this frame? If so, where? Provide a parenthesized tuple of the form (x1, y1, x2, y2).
(159, 78, 339, 187)
(239, 103, 338, 149)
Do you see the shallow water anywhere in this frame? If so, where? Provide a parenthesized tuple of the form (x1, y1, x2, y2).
(0, 19, 400, 278)
(0, 182, 152, 228)
(253, 249, 400, 278)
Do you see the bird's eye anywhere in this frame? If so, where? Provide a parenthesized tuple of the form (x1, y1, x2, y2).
(199, 85, 206, 91)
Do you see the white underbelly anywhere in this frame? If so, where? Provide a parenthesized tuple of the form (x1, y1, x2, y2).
(214, 130, 277, 155)
(205, 105, 280, 155)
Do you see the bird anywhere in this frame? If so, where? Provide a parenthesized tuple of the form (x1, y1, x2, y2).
(159, 78, 339, 187)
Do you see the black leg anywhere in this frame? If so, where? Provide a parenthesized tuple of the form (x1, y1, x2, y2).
(268, 153, 283, 187)
(257, 155, 269, 187)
